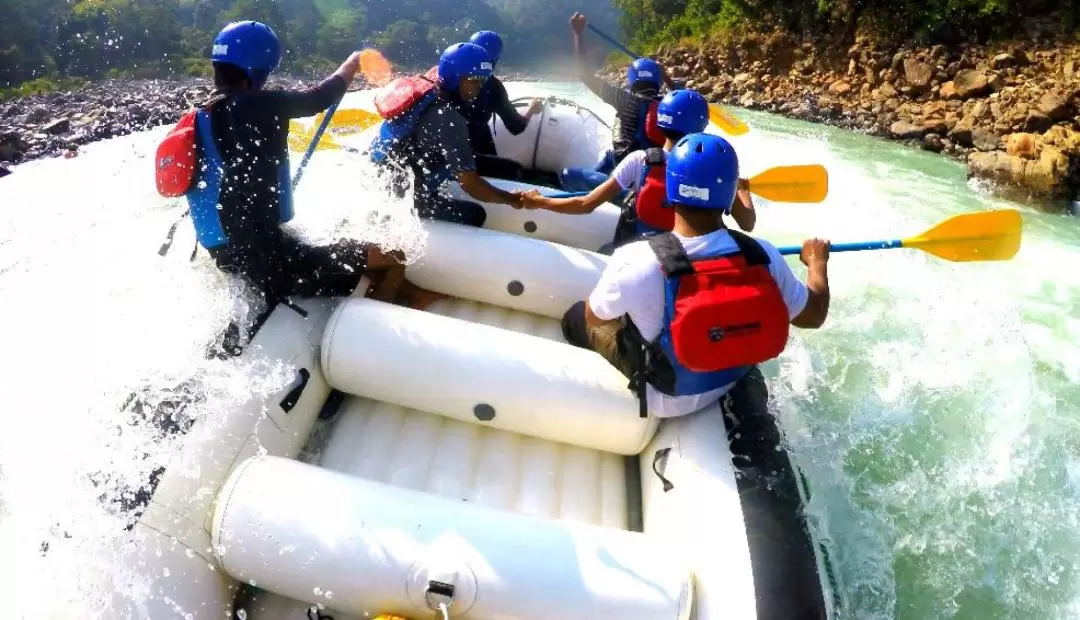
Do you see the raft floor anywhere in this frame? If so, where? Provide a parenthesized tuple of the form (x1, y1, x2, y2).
(244, 297, 634, 619)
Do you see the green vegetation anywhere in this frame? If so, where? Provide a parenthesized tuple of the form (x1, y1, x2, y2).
(0, 0, 619, 95)
(614, 0, 1070, 50)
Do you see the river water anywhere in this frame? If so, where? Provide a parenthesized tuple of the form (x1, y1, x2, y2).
(0, 81, 1077, 619)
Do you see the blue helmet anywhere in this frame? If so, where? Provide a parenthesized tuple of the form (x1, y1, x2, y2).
(627, 57, 662, 88)
(469, 30, 504, 65)
(438, 42, 494, 91)
(212, 21, 282, 89)
(657, 89, 709, 135)
(665, 133, 740, 212)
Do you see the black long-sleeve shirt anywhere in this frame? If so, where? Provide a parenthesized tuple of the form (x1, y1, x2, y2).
(206, 75, 346, 246)
(460, 77, 531, 156)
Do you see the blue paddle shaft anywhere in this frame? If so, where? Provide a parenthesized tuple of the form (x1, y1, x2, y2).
(545, 191, 590, 198)
(777, 239, 904, 256)
(291, 97, 342, 190)
(586, 24, 640, 59)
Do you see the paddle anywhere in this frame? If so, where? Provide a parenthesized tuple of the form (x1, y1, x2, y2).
(748, 165, 828, 203)
(544, 191, 590, 198)
(542, 164, 828, 203)
(776, 210, 1023, 262)
(585, 24, 748, 136)
(291, 49, 392, 189)
(288, 108, 381, 152)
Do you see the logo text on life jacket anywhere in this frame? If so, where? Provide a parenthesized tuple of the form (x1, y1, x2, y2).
(678, 184, 710, 200)
(212, 44, 228, 56)
(709, 321, 761, 342)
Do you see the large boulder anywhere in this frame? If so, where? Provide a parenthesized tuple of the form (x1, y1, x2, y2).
(972, 127, 1001, 151)
(828, 80, 852, 95)
(890, 120, 925, 139)
(953, 70, 991, 99)
(967, 147, 1072, 198)
(948, 116, 976, 146)
(1006, 132, 1041, 159)
(903, 58, 933, 92)
(1036, 92, 1073, 121)
(0, 131, 28, 162)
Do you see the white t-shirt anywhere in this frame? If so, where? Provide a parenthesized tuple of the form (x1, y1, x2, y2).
(611, 149, 666, 193)
(588, 229, 810, 418)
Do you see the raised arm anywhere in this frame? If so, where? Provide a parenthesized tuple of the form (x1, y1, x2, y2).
(273, 51, 363, 119)
(492, 80, 538, 136)
(570, 12, 606, 98)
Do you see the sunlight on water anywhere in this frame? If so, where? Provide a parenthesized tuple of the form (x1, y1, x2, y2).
(0, 82, 1078, 619)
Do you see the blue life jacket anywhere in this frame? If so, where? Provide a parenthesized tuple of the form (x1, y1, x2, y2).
(187, 111, 293, 250)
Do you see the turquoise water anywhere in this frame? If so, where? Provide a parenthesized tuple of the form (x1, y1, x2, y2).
(0, 82, 1077, 618)
(731, 108, 1080, 619)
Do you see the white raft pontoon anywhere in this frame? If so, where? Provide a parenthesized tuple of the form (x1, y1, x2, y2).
(104, 99, 841, 620)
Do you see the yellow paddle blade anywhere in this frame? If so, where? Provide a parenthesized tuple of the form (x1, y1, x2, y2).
(903, 209, 1023, 262)
(360, 48, 393, 86)
(748, 164, 829, 203)
(312, 107, 382, 134)
(288, 120, 342, 151)
(709, 103, 749, 136)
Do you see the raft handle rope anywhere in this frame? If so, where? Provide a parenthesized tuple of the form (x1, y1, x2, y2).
(509, 96, 611, 172)
(158, 209, 198, 261)
(425, 580, 455, 620)
(652, 447, 675, 492)
(510, 96, 611, 130)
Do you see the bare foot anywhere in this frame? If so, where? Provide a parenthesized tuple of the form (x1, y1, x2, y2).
(397, 281, 446, 311)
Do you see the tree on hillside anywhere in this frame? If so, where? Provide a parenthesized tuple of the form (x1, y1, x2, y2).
(316, 9, 366, 60)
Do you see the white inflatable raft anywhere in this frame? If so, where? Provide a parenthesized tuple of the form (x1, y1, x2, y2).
(102, 214, 840, 620)
(105, 97, 840, 620)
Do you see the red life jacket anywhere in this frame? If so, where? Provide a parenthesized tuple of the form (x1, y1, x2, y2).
(154, 110, 198, 197)
(374, 74, 437, 119)
(643, 100, 665, 148)
(633, 148, 674, 233)
(644, 231, 790, 398)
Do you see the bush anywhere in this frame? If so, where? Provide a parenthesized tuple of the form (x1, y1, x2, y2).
(0, 76, 87, 101)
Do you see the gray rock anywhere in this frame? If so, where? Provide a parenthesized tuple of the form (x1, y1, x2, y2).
(972, 127, 1000, 151)
(41, 118, 71, 135)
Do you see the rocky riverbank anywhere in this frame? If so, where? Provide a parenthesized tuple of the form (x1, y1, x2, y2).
(0, 78, 228, 165)
(643, 13, 1080, 208)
